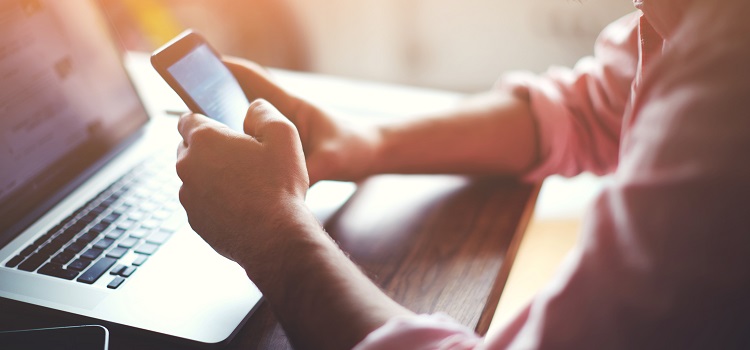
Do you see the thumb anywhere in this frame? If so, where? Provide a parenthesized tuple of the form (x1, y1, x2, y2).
(223, 58, 299, 117)
(243, 99, 299, 144)
(304, 154, 325, 186)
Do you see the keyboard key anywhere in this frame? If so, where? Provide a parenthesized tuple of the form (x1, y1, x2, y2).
(77, 231, 99, 243)
(129, 228, 150, 239)
(90, 222, 110, 234)
(106, 247, 128, 259)
(68, 222, 87, 233)
(51, 251, 75, 265)
(127, 211, 146, 221)
(117, 219, 137, 230)
(120, 266, 136, 277)
(38, 263, 78, 280)
(37, 243, 59, 256)
(53, 229, 74, 242)
(65, 241, 88, 254)
(113, 205, 129, 216)
(44, 239, 66, 254)
(81, 248, 104, 260)
(5, 255, 24, 268)
(94, 200, 109, 211)
(109, 264, 126, 275)
(82, 212, 99, 224)
(101, 197, 116, 206)
(134, 243, 159, 255)
(146, 231, 170, 245)
(91, 205, 107, 215)
(118, 237, 139, 249)
(35, 226, 62, 246)
(33, 233, 53, 246)
(68, 258, 91, 271)
(20, 244, 37, 257)
(102, 213, 121, 224)
(105, 228, 126, 239)
(77, 257, 116, 284)
(132, 255, 148, 266)
(93, 238, 115, 250)
(107, 276, 126, 289)
(17, 253, 48, 272)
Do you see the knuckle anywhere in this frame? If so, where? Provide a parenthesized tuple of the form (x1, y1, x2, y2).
(178, 185, 190, 207)
(190, 125, 218, 145)
(246, 99, 268, 120)
(265, 119, 297, 138)
(175, 157, 189, 180)
(248, 98, 268, 111)
(177, 114, 190, 132)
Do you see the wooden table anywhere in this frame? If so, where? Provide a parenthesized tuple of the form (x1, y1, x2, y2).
(1, 175, 537, 349)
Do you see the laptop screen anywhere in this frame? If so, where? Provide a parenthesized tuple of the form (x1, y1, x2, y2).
(0, 0, 148, 241)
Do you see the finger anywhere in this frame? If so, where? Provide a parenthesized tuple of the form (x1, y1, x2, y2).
(177, 113, 225, 146)
(305, 157, 323, 186)
(223, 58, 301, 119)
(177, 186, 198, 229)
(243, 99, 298, 144)
(176, 140, 188, 160)
(175, 141, 190, 182)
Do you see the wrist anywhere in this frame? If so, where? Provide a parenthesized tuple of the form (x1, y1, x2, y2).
(237, 202, 327, 291)
(244, 215, 413, 348)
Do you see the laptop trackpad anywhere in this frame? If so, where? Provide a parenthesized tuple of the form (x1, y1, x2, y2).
(0, 269, 107, 310)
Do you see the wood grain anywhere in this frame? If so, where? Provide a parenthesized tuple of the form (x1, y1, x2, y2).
(0, 175, 535, 349)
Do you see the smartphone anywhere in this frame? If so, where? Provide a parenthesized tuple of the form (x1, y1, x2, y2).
(0, 325, 109, 350)
(151, 30, 249, 131)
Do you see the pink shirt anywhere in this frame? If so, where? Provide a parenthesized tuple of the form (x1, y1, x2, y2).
(356, 1, 750, 349)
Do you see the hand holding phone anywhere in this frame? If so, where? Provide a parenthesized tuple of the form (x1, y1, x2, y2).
(151, 30, 249, 131)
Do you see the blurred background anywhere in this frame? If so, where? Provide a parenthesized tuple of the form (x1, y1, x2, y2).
(102, 0, 634, 92)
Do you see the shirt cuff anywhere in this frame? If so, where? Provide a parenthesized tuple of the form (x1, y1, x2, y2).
(353, 313, 482, 350)
(495, 71, 575, 183)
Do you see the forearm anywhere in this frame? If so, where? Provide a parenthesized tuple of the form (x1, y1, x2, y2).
(370, 89, 537, 176)
(241, 204, 412, 350)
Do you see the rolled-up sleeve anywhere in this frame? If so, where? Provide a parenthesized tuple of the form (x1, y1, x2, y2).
(489, 3, 750, 348)
(499, 12, 640, 181)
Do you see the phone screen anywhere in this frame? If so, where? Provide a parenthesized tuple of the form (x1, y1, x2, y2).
(166, 43, 249, 131)
(0, 325, 109, 350)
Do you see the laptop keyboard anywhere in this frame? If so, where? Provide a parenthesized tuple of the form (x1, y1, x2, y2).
(3, 156, 183, 289)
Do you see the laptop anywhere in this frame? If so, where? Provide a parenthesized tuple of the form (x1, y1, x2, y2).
(0, 0, 353, 347)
